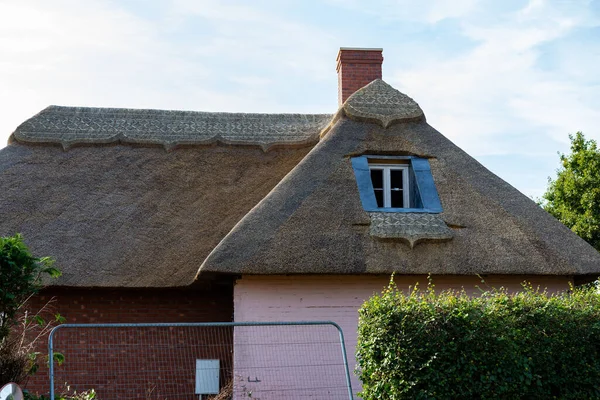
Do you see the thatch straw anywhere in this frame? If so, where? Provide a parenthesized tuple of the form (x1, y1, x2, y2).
(207, 380, 233, 400)
(201, 111, 600, 276)
(0, 143, 311, 287)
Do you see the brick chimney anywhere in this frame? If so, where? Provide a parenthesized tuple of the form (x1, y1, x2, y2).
(336, 47, 383, 106)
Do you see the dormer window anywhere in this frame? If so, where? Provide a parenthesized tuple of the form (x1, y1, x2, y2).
(351, 155, 443, 213)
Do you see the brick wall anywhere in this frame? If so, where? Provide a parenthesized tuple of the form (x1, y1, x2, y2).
(336, 48, 383, 106)
(22, 284, 233, 398)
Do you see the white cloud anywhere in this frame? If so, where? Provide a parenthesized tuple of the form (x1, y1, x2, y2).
(0, 0, 182, 143)
(167, 0, 338, 79)
(387, 0, 600, 159)
(0, 0, 340, 145)
(426, 0, 479, 23)
(325, 0, 478, 24)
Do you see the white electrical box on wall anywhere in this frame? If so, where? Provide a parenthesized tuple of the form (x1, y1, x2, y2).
(195, 359, 220, 395)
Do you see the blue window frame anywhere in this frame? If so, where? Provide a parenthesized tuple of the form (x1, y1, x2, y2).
(351, 155, 443, 213)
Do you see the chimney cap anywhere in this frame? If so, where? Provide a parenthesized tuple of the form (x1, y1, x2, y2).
(337, 48, 383, 62)
(338, 47, 383, 51)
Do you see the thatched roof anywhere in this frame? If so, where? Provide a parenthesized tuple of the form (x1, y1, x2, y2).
(200, 80, 600, 276)
(2, 81, 599, 288)
(0, 107, 330, 287)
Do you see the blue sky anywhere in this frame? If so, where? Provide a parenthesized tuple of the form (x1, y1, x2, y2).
(1, 0, 599, 198)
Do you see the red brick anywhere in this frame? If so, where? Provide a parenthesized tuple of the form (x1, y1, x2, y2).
(336, 48, 383, 106)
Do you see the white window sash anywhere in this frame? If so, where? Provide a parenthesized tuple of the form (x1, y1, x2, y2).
(369, 165, 409, 208)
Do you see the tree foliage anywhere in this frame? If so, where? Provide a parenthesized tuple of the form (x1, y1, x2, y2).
(542, 131, 600, 251)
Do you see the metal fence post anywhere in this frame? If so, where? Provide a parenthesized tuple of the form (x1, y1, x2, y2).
(330, 321, 355, 400)
(48, 325, 61, 400)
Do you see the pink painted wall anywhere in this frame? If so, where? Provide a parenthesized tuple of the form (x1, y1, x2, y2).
(233, 274, 572, 399)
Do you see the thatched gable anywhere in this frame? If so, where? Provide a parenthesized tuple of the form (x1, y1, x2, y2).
(0, 108, 330, 287)
(200, 80, 600, 276)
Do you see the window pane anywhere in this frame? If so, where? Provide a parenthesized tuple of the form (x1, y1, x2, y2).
(370, 169, 383, 189)
(374, 189, 384, 207)
(391, 189, 404, 208)
(390, 169, 403, 190)
(370, 169, 384, 207)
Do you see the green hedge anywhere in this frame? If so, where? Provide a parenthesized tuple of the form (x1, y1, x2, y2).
(356, 279, 600, 399)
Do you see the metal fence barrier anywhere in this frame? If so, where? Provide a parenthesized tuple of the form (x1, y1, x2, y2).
(48, 321, 353, 400)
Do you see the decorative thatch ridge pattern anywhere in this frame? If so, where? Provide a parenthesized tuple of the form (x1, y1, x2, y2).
(343, 79, 424, 127)
(13, 106, 332, 151)
(369, 213, 454, 248)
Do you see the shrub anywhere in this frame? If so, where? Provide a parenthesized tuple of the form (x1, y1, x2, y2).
(24, 386, 96, 400)
(1, 233, 60, 339)
(0, 300, 66, 386)
(356, 278, 600, 399)
(0, 334, 30, 384)
(0, 233, 62, 387)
